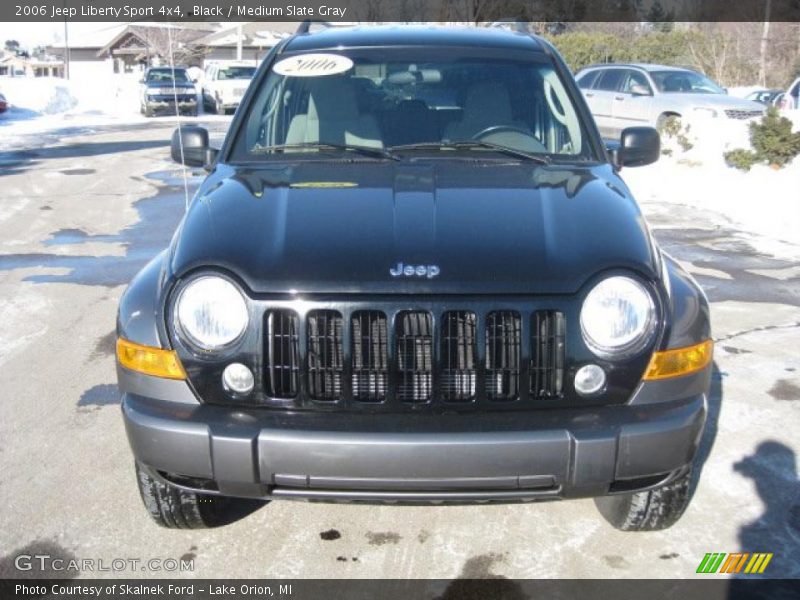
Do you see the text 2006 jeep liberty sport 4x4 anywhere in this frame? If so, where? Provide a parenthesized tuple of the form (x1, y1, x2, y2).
(117, 25, 712, 531)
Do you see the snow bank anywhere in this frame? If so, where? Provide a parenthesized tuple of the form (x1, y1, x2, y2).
(624, 151, 800, 257)
(659, 109, 800, 169)
(0, 77, 78, 115)
(0, 74, 141, 118)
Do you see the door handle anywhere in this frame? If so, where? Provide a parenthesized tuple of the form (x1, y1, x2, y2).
(585, 92, 594, 98)
(614, 95, 625, 101)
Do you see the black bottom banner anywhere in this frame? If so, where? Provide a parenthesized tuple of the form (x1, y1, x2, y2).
(1, 579, 799, 600)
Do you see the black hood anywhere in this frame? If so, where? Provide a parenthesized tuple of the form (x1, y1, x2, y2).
(169, 161, 658, 295)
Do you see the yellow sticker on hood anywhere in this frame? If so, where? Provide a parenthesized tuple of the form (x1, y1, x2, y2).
(290, 182, 359, 189)
(273, 54, 354, 77)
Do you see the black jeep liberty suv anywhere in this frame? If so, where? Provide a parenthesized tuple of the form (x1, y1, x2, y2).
(117, 25, 712, 530)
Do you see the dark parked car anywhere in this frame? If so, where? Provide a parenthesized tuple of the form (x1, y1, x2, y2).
(139, 66, 197, 117)
(0, 92, 7, 113)
(117, 25, 712, 531)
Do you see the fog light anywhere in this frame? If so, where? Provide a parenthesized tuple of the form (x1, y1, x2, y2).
(222, 363, 254, 395)
(574, 364, 606, 396)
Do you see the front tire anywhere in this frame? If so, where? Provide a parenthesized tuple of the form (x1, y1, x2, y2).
(594, 468, 693, 531)
(135, 462, 236, 529)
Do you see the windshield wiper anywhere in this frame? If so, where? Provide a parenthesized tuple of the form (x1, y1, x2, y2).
(253, 142, 401, 161)
(389, 141, 551, 164)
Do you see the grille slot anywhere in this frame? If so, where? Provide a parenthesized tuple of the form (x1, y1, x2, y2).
(725, 109, 763, 120)
(485, 311, 521, 401)
(307, 310, 343, 401)
(264, 309, 300, 398)
(441, 311, 477, 401)
(396, 311, 434, 403)
(351, 311, 389, 402)
(531, 311, 566, 398)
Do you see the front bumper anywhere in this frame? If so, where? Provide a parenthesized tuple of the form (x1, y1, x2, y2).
(121, 371, 708, 503)
(145, 97, 197, 113)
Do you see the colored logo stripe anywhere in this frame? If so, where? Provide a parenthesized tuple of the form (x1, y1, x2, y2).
(745, 553, 773, 574)
(697, 552, 773, 574)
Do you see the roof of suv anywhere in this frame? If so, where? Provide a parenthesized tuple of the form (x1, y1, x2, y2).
(284, 25, 545, 53)
(580, 63, 694, 73)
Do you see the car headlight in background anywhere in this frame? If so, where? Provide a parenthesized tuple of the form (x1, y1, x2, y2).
(580, 276, 656, 358)
(175, 276, 249, 351)
(692, 107, 718, 118)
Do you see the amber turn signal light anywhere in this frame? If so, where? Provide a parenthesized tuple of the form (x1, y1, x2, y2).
(116, 338, 186, 380)
(644, 339, 713, 381)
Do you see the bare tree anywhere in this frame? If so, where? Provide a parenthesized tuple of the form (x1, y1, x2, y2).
(758, 0, 772, 86)
(136, 26, 207, 66)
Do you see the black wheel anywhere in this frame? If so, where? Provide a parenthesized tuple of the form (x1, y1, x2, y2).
(135, 462, 247, 529)
(144, 105, 154, 118)
(594, 468, 693, 531)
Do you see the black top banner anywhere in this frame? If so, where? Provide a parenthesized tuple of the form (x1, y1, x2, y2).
(4, 0, 800, 23)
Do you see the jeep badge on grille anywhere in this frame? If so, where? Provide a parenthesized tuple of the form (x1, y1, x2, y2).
(389, 262, 441, 279)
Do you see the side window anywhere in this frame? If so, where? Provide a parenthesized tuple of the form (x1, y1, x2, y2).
(791, 80, 800, 98)
(576, 70, 600, 90)
(621, 70, 652, 94)
(595, 69, 625, 92)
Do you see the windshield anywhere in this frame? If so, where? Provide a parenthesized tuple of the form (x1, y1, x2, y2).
(234, 48, 593, 162)
(650, 70, 725, 94)
(147, 69, 190, 84)
(218, 66, 257, 80)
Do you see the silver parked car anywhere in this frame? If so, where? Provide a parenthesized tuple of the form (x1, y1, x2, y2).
(575, 63, 765, 137)
(779, 77, 799, 110)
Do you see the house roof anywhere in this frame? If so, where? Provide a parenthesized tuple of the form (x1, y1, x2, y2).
(192, 22, 298, 48)
(95, 23, 217, 57)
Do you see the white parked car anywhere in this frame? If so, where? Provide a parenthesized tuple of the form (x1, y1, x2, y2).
(575, 63, 765, 138)
(779, 77, 799, 110)
(201, 63, 257, 115)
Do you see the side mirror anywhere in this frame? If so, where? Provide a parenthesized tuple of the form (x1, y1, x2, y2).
(171, 125, 212, 167)
(139, 78, 146, 84)
(629, 84, 652, 96)
(614, 126, 660, 168)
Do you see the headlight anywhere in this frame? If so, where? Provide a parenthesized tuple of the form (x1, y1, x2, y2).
(580, 276, 656, 358)
(175, 276, 249, 351)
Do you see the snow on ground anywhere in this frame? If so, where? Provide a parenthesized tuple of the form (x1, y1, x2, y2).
(0, 74, 147, 146)
(0, 74, 227, 150)
(624, 110, 800, 259)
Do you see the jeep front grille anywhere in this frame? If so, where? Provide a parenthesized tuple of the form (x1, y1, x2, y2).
(307, 310, 343, 400)
(396, 311, 434, 402)
(441, 311, 477, 401)
(532, 311, 566, 398)
(486, 311, 522, 401)
(262, 306, 566, 408)
(264, 309, 301, 398)
(352, 311, 389, 402)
